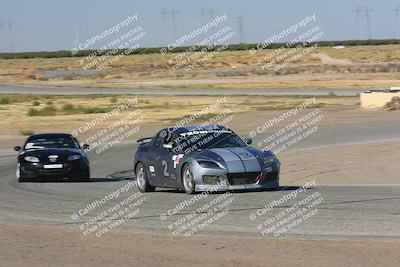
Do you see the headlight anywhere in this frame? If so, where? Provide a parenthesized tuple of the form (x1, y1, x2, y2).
(198, 161, 220, 168)
(24, 156, 39, 163)
(67, 155, 82, 161)
(263, 155, 276, 165)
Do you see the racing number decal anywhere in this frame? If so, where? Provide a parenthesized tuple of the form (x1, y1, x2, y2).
(162, 160, 169, 177)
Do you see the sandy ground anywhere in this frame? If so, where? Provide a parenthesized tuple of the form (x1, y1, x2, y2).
(280, 141, 400, 185)
(1, 224, 399, 267)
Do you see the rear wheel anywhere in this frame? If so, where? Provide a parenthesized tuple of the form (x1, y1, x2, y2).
(136, 163, 155, 192)
(182, 164, 196, 194)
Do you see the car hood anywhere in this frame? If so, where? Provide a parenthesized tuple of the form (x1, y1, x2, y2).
(193, 147, 263, 173)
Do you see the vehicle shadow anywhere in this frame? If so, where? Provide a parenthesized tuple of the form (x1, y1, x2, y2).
(25, 170, 135, 183)
(27, 177, 133, 183)
(155, 186, 311, 194)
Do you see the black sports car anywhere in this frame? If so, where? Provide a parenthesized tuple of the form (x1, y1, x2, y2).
(134, 125, 280, 194)
(14, 133, 90, 182)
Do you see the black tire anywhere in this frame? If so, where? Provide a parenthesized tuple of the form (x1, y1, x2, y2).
(17, 165, 29, 182)
(69, 168, 90, 182)
(82, 169, 90, 182)
(182, 164, 196, 194)
(135, 162, 155, 192)
(18, 176, 29, 183)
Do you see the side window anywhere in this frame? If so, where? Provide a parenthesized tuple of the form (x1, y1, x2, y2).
(153, 129, 169, 147)
(153, 133, 163, 147)
(73, 138, 81, 149)
(171, 133, 181, 147)
(153, 129, 172, 148)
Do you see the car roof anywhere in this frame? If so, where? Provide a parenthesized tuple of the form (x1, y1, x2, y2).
(27, 133, 74, 140)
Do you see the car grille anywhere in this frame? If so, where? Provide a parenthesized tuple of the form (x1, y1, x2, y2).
(227, 172, 261, 185)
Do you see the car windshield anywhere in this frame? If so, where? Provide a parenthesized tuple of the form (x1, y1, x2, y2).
(24, 137, 80, 150)
(172, 131, 246, 152)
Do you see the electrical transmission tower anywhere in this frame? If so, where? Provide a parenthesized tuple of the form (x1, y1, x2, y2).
(353, 6, 374, 39)
(160, 8, 168, 23)
(0, 20, 4, 52)
(206, 8, 217, 19)
(160, 8, 179, 39)
(199, 7, 206, 23)
(237, 15, 244, 43)
(74, 20, 80, 49)
(0, 19, 14, 52)
(394, 6, 400, 20)
(394, 6, 400, 37)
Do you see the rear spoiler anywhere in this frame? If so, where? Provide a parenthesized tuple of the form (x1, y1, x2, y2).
(137, 137, 152, 145)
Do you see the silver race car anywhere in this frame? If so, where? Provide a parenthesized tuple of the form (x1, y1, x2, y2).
(134, 125, 280, 194)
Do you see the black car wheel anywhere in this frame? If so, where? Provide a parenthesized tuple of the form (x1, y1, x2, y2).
(182, 164, 196, 194)
(70, 169, 90, 182)
(136, 162, 155, 192)
(17, 164, 29, 182)
(82, 169, 90, 182)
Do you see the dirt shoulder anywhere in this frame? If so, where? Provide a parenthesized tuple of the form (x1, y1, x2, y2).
(280, 141, 400, 186)
(1, 224, 399, 267)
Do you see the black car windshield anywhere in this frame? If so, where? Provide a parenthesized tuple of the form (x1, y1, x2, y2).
(24, 137, 80, 150)
(172, 131, 246, 152)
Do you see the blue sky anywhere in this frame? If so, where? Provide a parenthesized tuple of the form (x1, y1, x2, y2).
(1, 0, 399, 52)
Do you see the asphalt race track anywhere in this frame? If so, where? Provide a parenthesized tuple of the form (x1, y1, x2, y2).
(0, 160, 399, 240)
(1, 102, 399, 241)
(0, 85, 365, 96)
(1, 117, 400, 241)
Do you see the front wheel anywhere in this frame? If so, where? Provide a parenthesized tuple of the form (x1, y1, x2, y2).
(182, 164, 196, 194)
(136, 163, 155, 192)
(82, 169, 90, 182)
(17, 164, 29, 182)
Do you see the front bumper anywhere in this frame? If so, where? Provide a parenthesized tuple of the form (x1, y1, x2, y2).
(20, 161, 89, 179)
(193, 160, 280, 192)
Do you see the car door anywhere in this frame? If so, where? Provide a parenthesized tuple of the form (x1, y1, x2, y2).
(145, 132, 163, 185)
(154, 131, 176, 187)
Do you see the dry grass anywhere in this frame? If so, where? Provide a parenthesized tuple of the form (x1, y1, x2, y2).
(0, 45, 399, 89)
(0, 94, 357, 134)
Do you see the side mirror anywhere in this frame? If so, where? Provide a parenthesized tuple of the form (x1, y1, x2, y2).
(244, 138, 252, 145)
(82, 144, 90, 150)
(162, 143, 173, 149)
(14, 146, 21, 151)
